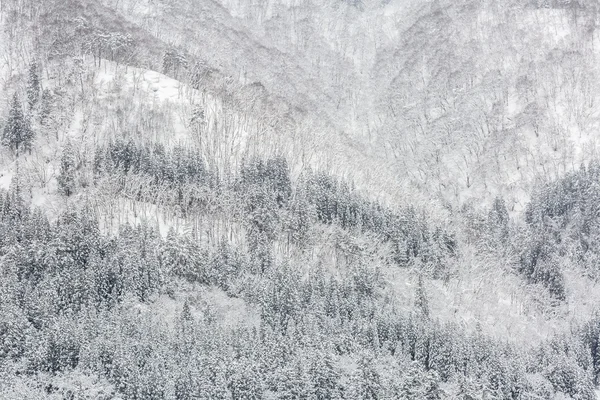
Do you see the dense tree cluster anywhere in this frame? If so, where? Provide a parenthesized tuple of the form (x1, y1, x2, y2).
(92, 141, 457, 273)
(94, 140, 212, 187)
(162, 49, 189, 79)
(93, 140, 215, 214)
(302, 171, 456, 273)
(1, 186, 598, 399)
(524, 162, 600, 280)
(581, 315, 600, 387)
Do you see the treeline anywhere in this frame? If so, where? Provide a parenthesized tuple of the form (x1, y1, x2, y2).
(1, 187, 598, 399)
(91, 140, 457, 274)
(470, 192, 569, 300)
(523, 162, 600, 283)
(474, 161, 600, 301)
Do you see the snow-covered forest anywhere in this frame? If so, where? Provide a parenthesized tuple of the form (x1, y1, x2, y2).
(3, 0, 600, 398)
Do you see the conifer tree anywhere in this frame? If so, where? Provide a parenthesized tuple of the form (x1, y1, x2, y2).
(399, 362, 442, 400)
(310, 351, 341, 400)
(2, 93, 33, 154)
(39, 89, 53, 127)
(349, 353, 381, 400)
(57, 141, 77, 196)
(488, 195, 509, 244)
(229, 361, 263, 400)
(27, 61, 41, 109)
(176, 299, 195, 355)
(415, 275, 430, 318)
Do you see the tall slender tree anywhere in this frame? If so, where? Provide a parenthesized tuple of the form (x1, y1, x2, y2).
(27, 61, 41, 109)
(415, 275, 430, 318)
(57, 141, 77, 197)
(2, 93, 33, 155)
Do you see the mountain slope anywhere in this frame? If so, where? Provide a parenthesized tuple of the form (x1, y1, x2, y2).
(2, 0, 600, 398)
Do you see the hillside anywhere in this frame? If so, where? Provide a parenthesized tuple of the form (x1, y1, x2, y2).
(2, 0, 600, 399)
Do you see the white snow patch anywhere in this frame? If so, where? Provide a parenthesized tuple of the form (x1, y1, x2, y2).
(0, 170, 13, 191)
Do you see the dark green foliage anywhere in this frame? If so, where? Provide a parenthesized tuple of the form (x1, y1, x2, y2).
(228, 361, 263, 400)
(94, 140, 212, 214)
(39, 89, 54, 126)
(239, 157, 292, 208)
(159, 235, 246, 295)
(0, 304, 30, 361)
(260, 263, 301, 333)
(349, 354, 381, 399)
(99, 140, 210, 187)
(540, 344, 596, 400)
(33, 321, 81, 373)
(309, 352, 341, 399)
(7, 140, 600, 398)
(580, 316, 600, 386)
(236, 157, 292, 271)
(525, 162, 600, 242)
(162, 49, 188, 79)
(0, 190, 161, 312)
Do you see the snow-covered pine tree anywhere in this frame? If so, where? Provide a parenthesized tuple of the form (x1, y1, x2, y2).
(27, 61, 41, 110)
(348, 353, 381, 400)
(415, 275, 430, 318)
(276, 359, 312, 399)
(398, 362, 442, 400)
(228, 360, 263, 399)
(57, 141, 77, 197)
(488, 195, 509, 243)
(2, 93, 33, 154)
(309, 350, 341, 399)
(39, 89, 53, 127)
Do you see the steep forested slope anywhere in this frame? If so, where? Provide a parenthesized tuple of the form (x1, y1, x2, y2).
(2, 0, 600, 398)
(96, 0, 600, 211)
(374, 0, 600, 208)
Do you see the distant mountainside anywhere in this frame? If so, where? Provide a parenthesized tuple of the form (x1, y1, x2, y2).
(90, 0, 600, 213)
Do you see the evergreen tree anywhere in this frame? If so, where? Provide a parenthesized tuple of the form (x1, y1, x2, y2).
(2, 93, 33, 154)
(544, 354, 596, 400)
(229, 361, 263, 400)
(174, 369, 201, 400)
(175, 299, 196, 357)
(39, 89, 53, 127)
(349, 353, 381, 400)
(277, 360, 312, 399)
(429, 326, 455, 381)
(455, 377, 483, 400)
(399, 362, 442, 400)
(57, 141, 77, 197)
(415, 275, 430, 318)
(198, 360, 229, 399)
(310, 351, 341, 400)
(27, 61, 41, 109)
(487, 196, 509, 245)
(0, 303, 30, 360)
